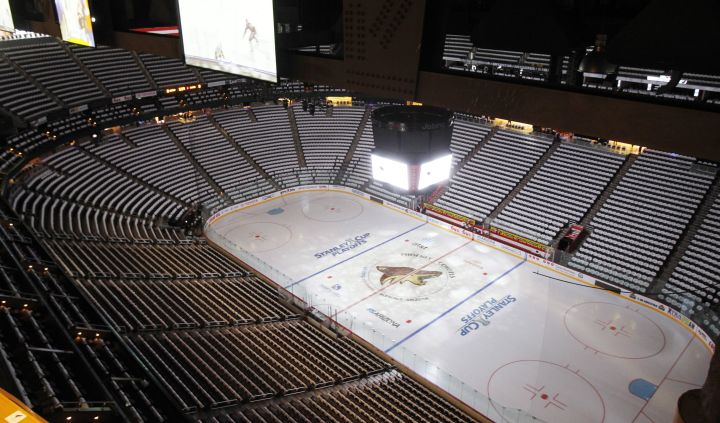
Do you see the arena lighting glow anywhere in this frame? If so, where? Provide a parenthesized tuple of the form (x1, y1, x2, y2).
(418, 154, 452, 190)
(55, 0, 95, 46)
(0, 0, 14, 32)
(371, 153, 409, 191)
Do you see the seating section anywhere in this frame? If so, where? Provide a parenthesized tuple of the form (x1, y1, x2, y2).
(200, 371, 476, 423)
(569, 150, 716, 292)
(436, 129, 552, 222)
(168, 117, 274, 200)
(11, 189, 181, 241)
(0, 56, 60, 120)
(127, 321, 389, 411)
(214, 105, 301, 181)
(89, 125, 216, 204)
(449, 118, 492, 169)
(139, 53, 198, 88)
(11, 143, 184, 232)
(339, 115, 375, 189)
(4, 39, 720, 421)
(44, 239, 243, 279)
(0, 203, 166, 422)
(443, 34, 720, 103)
(662, 196, 720, 335)
(70, 44, 154, 96)
(77, 277, 299, 331)
(0, 38, 105, 105)
(493, 142, 625, 244)
(443, 34, 550, 81)
(294, 105, 365, 180)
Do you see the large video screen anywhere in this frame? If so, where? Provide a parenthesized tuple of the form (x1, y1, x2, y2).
(0, 0, 14, 32)
(372, 153, 409, 191)
(55, 0, 95, 46)
(178, 0, 277, 83)
(418, 154, 452, 190)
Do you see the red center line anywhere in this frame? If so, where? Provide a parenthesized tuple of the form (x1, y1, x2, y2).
(336, 240, 473, 315)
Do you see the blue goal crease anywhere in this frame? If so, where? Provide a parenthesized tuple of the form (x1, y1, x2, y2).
(385, 257, 527, 353)
(285, 222, 428, 289)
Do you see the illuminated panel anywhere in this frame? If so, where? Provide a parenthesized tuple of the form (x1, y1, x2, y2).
(178, 0, 277, 83)
(371, 153, 409, 191)
(55, 0, 95, 46)
(0, 0, 14, 32)
(418, 154, 452, 190)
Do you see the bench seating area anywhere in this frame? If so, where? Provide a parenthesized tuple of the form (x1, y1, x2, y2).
(126, 321, 389, 411)
(0, 38, 105, 106)
(569, 150, 717, 292)
(294, 105, 365, 181)
(200, 371, 475, 423)
(70, 44, 154, 96)
(168, 117, 274, 201)
(138, 53, 198, 88)
(76, 277, 299, 332)
(435, 129, 553, 222)
(89, 126, 216, 204)
(493, 142, 625, 244)
(213, 105, 301, 181)
(662, 195, 720, 335)
(44, 239, 242, 279)
(0, 202, 166, 421)
(0, 56, 60, 120)
(11, 144, 184, 228)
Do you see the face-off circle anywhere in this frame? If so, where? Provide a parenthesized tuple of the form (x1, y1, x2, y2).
(224, 222, 292, 253)
(301, 196, 364, 222)
(564, 302, 666, 359)
(488, 360, 605, 423)
(361, 251, 451, 301)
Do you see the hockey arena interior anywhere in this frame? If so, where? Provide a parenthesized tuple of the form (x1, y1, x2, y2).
(0, 1, 719, 422)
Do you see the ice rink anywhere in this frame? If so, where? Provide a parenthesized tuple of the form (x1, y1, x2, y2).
(207, 189, 712, 423)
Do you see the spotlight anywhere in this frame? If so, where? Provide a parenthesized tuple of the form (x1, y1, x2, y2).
(578, 34, 617, 76)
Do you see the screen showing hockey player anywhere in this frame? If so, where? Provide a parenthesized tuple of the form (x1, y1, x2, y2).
(55, 0, 95, 46)
(0, 0, 14, 33)
(178, 0, 278, 82)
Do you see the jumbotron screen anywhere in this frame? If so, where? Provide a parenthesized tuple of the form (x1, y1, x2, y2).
(178, 0, 278, 83)
(371, 153, 452, 192)
(0, 0, 14, 33)
(55, 0, 95, 46)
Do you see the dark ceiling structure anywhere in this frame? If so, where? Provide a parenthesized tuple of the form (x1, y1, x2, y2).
(14, 0, 720, 160)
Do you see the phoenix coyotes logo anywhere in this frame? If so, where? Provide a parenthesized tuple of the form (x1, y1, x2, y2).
(376, 266, 443, 287)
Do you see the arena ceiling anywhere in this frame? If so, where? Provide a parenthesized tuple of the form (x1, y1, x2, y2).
(12, 0, 720, 160)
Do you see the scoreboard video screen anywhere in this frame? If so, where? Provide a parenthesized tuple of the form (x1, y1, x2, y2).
(0, 0, 14, 33)
(55, 0, 95, 46)
(178, 0, 278, 83)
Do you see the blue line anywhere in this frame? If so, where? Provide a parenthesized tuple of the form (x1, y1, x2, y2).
(385, 257, 527, 353)
(285, 222, 427, 289)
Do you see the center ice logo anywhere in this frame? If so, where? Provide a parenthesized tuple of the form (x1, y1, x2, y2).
(377, 266, 443, 287)
(361, 248, 455, 301)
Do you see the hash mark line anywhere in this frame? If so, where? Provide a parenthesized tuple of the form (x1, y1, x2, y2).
(385, 257, 526, 353)
(336, 240, 472, 314)
(285, 222, 427, 289)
